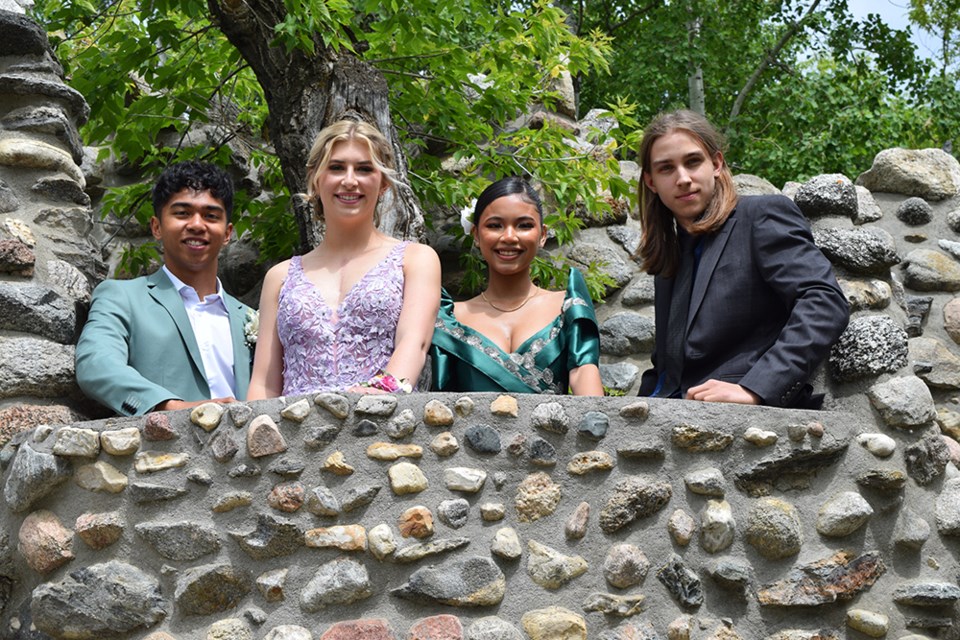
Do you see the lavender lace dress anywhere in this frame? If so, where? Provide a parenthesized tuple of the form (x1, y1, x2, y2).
(277, 242, 408, 395)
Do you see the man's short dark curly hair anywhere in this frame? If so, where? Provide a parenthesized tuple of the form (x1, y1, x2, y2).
(152, 161, 234, 222)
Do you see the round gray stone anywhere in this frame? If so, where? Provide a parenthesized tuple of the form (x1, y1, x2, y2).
(599, 312, 655, 356)
(897, 196, 934, 225)
(829, 315, 908, 382)
(794, 173, 858, 219)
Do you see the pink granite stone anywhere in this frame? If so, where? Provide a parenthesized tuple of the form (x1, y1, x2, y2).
(18, 510, 73, 573)
(75, 511, 123, 550)
(408, 615, 463, 639)
(320, 619, 397, 639)
(267, 481, 305, 513)
(143, 412, 177, 441)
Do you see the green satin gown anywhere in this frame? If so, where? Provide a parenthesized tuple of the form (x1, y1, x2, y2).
(430, 268, 600, 393)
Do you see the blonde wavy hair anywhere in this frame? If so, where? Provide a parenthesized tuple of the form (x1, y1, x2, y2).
(305, 120, 397, 217)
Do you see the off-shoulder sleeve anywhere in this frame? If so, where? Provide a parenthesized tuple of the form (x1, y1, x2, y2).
(563, 268, 601, 370)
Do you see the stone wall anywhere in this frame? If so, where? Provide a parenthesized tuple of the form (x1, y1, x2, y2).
(2, 391, 957, 640)
(1, 7, 960, 640)
(0, 7, 100, 438)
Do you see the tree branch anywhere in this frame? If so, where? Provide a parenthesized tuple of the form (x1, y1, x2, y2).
(728, 0, 823, 122)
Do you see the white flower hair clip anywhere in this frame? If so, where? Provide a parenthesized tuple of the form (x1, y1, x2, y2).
(460, 198, 477, 235)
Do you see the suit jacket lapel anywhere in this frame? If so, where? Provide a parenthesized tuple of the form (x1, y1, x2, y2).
(147, 269, 207, 381)
(687, 216, 737, 333)
(225, 294, 251, 398)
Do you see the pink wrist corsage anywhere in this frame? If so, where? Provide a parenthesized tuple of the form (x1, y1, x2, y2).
(364, 372, 413, 394)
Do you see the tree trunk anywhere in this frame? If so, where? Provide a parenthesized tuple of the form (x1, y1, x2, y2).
(686, 12, 705, 115)
(208, 0, 425, 253)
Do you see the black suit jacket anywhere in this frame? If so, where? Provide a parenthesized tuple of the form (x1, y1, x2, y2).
(638, 195, 849, 408)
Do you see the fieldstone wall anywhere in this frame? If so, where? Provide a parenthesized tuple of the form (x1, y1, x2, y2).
(0, 6, 99, 439)
(2, 392, 958, 640)
(2, 7, 960, 640)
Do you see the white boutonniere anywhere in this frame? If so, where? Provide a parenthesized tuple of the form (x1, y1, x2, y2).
(243, 309, 259, 349)
(460, 198, 477, 235)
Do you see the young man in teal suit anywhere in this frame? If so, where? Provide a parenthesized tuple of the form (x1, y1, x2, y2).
(76, 161, 252, 415)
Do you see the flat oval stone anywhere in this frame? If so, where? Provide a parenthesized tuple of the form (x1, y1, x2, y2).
(212, 491, 253, 513)
(521, 607, 586, 640)
(314, 393, 349, 419)
(444, 467, 487, 493)
(817, 491, 873, 537)
(464, 424, 501, 454)
(52, 426, 100, 457)
(743, 427, 778, 447)
(391, 556, 505, 607)
(577, 411, 609, 440)
(668, 509, 696, 546)
(567, 451, 615, 475)
(388, 461, 428, 495)
(846, 609, 889, 638)
(480, 503, 505, 522)
(565, 501, 590, 539)
(368, 523, 397, 560)
(603, 542, 649, 589)
(429, 432, 459, 456)
(355, 395, 398, 417)
(437, 498, 470, 529)
(190, 402, 225, 431)
(684, 467, 725, 496)
(893, 582, 960, 606)
(856, 433, 896, 457)
(100, 427, 140, 455)
(367, 442, 423, 461)
(744, 497, 802, 559)
(133, 451, 189, 473)
(304, 524, 367, 551)
(280, 398, 311, 423)
(423, 399, 454, 426)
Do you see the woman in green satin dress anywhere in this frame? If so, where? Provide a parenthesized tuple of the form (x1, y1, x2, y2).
(430, 177, 603, 395)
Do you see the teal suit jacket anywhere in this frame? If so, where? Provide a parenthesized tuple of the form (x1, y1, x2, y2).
(76, 269, 252, 416)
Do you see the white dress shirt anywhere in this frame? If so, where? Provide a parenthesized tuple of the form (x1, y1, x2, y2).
(162, 266, 237, 398)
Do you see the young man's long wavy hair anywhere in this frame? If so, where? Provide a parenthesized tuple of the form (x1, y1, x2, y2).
(636, 110, 738, 277)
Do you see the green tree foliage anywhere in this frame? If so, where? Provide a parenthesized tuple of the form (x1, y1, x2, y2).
(573, 0, 958, 186)
(31, 0, 627, 295)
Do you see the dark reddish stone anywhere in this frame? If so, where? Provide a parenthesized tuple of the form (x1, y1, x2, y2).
(756, 550, 885, 607)
(0, 239, 34, 276)
(320, 618, 397, 639)
(408, 615, 463, 639)
(143, 412, 177, 441)
(267, 481, 305, 513)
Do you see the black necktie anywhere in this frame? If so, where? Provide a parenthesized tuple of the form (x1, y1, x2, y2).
(661, 233, 695, 398)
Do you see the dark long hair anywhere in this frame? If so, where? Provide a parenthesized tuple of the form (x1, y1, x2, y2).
(636, 110, 738, 277)
(473, 176, 543, 225)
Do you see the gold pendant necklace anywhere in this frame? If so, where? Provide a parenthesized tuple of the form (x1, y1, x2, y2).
(481, 287, 539, 313)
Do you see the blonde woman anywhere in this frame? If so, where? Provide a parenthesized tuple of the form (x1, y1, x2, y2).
(248, 120, 440, 398)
